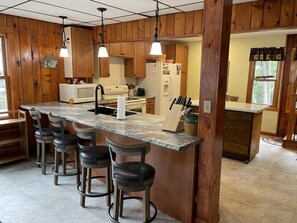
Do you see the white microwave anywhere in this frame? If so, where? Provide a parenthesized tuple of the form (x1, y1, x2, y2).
(59, 83, 101, 103)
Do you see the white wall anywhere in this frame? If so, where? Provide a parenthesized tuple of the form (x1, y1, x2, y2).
(186, 33, 286, 134)
(93, 57, 137, 87)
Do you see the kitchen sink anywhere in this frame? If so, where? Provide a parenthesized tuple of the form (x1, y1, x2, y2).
(87, 107, 136, 116)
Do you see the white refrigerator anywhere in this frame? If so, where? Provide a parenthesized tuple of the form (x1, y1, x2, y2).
(138, 62, 182, 116)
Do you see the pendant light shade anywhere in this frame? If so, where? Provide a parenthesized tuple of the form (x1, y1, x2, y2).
(150, 0, 162, 56)
(59, 16, 69, 58)
(59, 47, 69, 57)
(97, 8, 109, 58)
(98, 45, 109, 57)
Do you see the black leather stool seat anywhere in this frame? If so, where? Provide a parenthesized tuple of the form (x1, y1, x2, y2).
(53, 134, 77, 148)
(80, 146, 109, 165)
(35, 128, 54, 140)
(114, 162, 155, 185)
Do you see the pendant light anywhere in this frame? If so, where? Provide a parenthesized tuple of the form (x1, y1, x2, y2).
(59, 16, 69, 57)
(150, 0, 162, 56)
(97, 7, 109, 58)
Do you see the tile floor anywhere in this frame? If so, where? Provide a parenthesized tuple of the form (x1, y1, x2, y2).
(0, 136, 297, 223)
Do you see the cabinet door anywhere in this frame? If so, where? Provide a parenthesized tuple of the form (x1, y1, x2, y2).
(71, 27, 94, 77)
(99, 57, 110, 77)
(109, 42, 133, 58)
(175, 45, 188, 72)
(133, 41, 146, 77)
(109, 43, 121, 57)
(125, 41, 146, 77)
(121, 42, 133, 58)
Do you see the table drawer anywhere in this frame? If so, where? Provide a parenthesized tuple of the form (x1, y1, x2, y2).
(224, 130, 250, 145)
(225, 111, 252, 122)
(223, 141, 249, 156)
(225, 120, 251, 132)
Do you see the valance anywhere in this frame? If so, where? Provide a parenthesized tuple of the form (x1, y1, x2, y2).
(249, 47, 285, 61)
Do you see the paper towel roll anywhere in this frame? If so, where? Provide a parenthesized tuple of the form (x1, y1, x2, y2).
(117, 96, 126, 119)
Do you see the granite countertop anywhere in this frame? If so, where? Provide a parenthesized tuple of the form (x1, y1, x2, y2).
(21, 102, 199, 151)
(191, 100, 268, 113)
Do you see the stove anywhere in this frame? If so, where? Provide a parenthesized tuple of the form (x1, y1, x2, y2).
(102, 85, 146, 113)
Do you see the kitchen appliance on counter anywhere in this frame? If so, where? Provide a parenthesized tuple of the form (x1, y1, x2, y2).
(138, 62, 181, 116)
(102, 85, 146, 113)
(59, 83, 101, 103)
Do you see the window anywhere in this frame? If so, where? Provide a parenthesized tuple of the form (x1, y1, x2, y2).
(247, 47, 284, 110)
(0, 35, 9, 112)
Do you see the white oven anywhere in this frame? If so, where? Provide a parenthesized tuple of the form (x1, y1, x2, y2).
(102, 85, 146, 113)
(126, 97, 146, 113)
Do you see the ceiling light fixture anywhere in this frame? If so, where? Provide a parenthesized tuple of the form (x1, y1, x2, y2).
(97, 7, 109, 58)
(59, 16, 69, 57)
(150, 0, 162, 56)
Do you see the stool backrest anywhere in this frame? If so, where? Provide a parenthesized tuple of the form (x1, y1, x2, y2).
(106, 137, 150, 185)
(29, 108, 42, 131)
(48, 112, 67, 143)
(72, 122, 97, 161)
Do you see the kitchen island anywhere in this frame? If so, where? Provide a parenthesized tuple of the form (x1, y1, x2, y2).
(192, 100, 267, 163)
(22, 102, 200, 223)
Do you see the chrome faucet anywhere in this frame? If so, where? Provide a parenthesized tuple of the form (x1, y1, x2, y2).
(94, 84, 100, 115)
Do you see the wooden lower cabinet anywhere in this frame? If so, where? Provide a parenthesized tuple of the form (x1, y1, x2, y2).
(146, 97, 155, 114)
(0, 110, 28, 164)
(223, 110, 262, 163)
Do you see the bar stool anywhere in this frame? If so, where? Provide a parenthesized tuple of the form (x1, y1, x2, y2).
(29, 108, 54, 175)
(106, 137, 157, 223)
(48, 112, 80, 185)
(72, 122, 112, 208)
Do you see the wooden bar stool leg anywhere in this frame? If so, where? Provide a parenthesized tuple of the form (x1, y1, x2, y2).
(143, 186, 150, 222)
(36, 142, 41, 167)
(113, 184, 120, 222)
(75, 150, 80, 185)
(41, 142, 46, 175)
(54, 149, 59, 185)
(80, 166, 87, 207)
(106, 167, 111, 207)
(119, 189, 124, 217)
(62, 152, 66, 175)
(87, 168, 92, 193)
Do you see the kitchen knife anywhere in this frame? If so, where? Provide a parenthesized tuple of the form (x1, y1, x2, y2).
(176, 96, 182, 104)
(169, 98, 176, 110)
(183, 97, 187, 106)
(186, 97, 191, 107)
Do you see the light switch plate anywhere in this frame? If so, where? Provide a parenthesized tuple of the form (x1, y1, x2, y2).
(203, 100, 211, 113)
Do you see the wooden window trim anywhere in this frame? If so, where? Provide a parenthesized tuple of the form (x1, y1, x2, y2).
(246, 60, 283, 110)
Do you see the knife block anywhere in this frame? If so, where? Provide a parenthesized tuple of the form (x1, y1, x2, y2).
(162, 104, 184, 132)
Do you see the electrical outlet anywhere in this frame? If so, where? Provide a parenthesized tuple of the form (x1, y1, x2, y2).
(203, 100, 211, 113)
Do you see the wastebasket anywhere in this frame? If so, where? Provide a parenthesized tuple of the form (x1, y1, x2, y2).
(184, 113, 198, 136)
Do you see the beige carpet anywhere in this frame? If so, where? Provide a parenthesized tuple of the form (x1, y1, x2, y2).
(219, 135, 297, 223)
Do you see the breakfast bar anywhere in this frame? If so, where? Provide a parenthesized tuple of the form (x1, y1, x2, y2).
(22, 102, 200, 223)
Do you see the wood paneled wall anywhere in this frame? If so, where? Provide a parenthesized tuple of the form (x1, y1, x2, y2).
(0, 15, 65, 110)
(93, 0, 297, 44)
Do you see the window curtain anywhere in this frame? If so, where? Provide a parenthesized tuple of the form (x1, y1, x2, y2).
(249, 47, 285, 61)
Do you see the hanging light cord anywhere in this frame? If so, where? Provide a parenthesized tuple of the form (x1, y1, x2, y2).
(61, 17, 67, 47)
(100, 11, 105, 45)
(154, 0, 159, 41)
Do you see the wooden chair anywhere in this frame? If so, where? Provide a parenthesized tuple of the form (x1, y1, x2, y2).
(226, 95, 239, 102)
(72, 122, 112, 207)
(48, 112, 80, 185)
(106, 137, 157, 223)
(29, 108, 54, 174)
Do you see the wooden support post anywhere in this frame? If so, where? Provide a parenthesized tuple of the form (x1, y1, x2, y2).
(196, 0, 232, 222)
